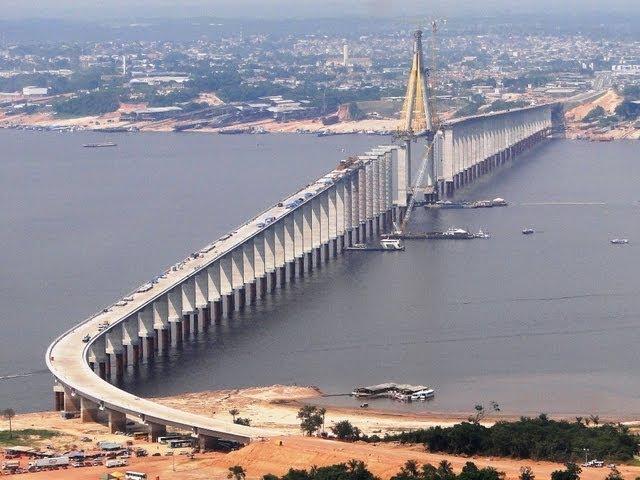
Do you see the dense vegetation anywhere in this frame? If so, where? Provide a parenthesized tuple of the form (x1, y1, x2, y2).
(0, 429, 59, 447)
(0, 71, 103, 95)
(227, 460, 506, 480)
(54, 90, 120, 116)
(380, 415, 639, 463)
(488, 99, 529, 112)
(583, 106, 606, 122)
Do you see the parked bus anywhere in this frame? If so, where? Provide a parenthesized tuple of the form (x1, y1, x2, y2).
(125, 472, 147, 480)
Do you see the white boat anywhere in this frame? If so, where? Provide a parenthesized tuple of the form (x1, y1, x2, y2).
(380, 238, 404, 250)
(442, 227, 473, 239)
(474, 229, 490, 238)
(610, 238, 629, 245)
(410, 388, 435, 401)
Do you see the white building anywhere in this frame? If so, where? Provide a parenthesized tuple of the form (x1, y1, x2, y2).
(22, 86, 48, 96)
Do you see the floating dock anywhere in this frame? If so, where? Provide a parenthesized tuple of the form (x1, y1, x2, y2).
(345, 245, 405, 251)
(413, 198, 508, 209)
(384, 231, 480, 240)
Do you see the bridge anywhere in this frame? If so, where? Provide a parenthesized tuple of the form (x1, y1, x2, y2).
(46, 31, 558, 449)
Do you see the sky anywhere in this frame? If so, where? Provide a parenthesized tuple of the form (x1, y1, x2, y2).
(1, 0, 638, 20)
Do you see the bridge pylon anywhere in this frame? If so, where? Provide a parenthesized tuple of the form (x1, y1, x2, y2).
(397, 28, 439, 211)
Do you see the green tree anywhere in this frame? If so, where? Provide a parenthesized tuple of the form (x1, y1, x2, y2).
(469, 402, 500, 424)
(228, 465, 247, 480)
(606, 466, 624, 480)
(234, 417, 251, 426)
(551, 463, 581, 480)
(438, 460, 456, 480)
(519, 466, 535, 480)
(346, 459, 378, 480)
(2, 409, 15, 439)
(297, 406, 324, 436)
(54, 90, 120, 117)
(583, 106, 605, 122)
(229, 408, 240, 421)
(614, 101, 640, 120)
(330, 420, 361, 441)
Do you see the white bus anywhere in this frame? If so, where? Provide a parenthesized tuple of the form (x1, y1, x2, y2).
(125, 472, 147, 480)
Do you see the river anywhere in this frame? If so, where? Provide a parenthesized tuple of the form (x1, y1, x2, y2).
(2, 131, 639, 417)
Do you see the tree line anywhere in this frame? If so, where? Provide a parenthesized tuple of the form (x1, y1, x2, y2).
(380, 415, 638, 463)
(226, 459, 628, 480)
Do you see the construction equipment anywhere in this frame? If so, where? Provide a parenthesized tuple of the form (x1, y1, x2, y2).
(396, 140, 436, 234)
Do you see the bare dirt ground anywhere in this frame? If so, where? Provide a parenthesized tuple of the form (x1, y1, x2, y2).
(566, 90, 623, 122)
(564, 89, 639, 140)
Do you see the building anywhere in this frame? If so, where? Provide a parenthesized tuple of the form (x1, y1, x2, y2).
(22, 86, 48, 96)
(129, 76, 190, 86)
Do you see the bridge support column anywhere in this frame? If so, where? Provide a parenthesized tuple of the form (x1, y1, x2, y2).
(267, 271, 277, 292)
(198, 307, 208, 332)
(170, 321, 182, 347)
(191, 311, 199, 334)
(98, 361, 107, 380)
(277, 266, 286, 287)
(131, 343, 140, 366)
(198, 434, 217, 451)
(115, 352, 124, 380)
(63, 387, 80, 413)
(147, 422, 166, 442)
(246, 281, 257, 305)
(108, 409, 127, 434)
(80, 397, 99, 423)
(234, 287, 246, 311)
(287, 261, 295, 282)
(212, 300, 222, 322)
(54, 388, 64, 412)
(304, 252, 313, 273)
(158, 328, 169, 354)
(182, 314, 191, 338)
(223, 294, 234, 317)
(145, 336, 155, 361)
(295, 257, 304, 277)
(256, 276, 267, 298)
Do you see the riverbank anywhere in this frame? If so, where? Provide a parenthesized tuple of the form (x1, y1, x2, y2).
(6, 385, 640, 479)
(0, 108, 399, 135)
(3, 99, 637, 139)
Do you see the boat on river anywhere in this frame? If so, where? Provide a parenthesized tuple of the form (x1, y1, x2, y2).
(83, 142, 117, 148)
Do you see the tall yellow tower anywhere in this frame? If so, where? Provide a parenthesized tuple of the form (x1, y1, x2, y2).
(399, 30, 434, 137)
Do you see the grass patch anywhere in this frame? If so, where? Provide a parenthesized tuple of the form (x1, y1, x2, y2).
(0, 429, 59, 447)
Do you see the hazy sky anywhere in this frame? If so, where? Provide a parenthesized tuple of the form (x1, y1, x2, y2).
(1, 0, 639, 20)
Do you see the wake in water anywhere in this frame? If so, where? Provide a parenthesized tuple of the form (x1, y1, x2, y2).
(0, 369, 48, 381)
(451, 291, 640, 306)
